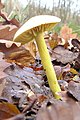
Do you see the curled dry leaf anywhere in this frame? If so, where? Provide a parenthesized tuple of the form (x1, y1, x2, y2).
(0, 40, 22, 60)
(0, 39, 21, 48)
(0, 41, 36, 67)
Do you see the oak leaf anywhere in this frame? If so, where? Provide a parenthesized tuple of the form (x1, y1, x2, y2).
(0, 25, 18, 40)
(60, 25, 77, 42)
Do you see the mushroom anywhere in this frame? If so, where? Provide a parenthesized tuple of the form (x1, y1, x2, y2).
(13, 15, 61, 99)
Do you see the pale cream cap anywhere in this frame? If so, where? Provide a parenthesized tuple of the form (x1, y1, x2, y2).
(13, 15, 61, 44)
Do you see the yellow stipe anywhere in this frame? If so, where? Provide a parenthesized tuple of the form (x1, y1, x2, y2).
(35, 32, 61, 99)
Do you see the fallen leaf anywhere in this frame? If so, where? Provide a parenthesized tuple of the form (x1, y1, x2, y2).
(0, 40, 21, 54)
(0, 78, 6, 96)
(0, 41, 35, 67)
(0, 52, 11, 79)
(0, 25, 18, 40)
(54, 64, 71, 79)
(0, 11, 9, 22)
(60, 25, 77, 42)
(24, 41, 36, 58)
(9, 18, 20, 27)
(49, 40, 58, 49)
(37, 94, 47, 103)
(48, 33, 60, 49)
(73, 75, 80, 82)
(0, 39, 21, 48)
(72, 39, 80, 50)
(0, 2, 20, 27)
(58, 80, 68, 90)
(74, 53, 80, 69)
(0, 102, 20, 119)
(5, 114, 25, 120)
(68, 81, 80, 101)
(3, 65, 44, 97)
(52, 45, 79, 64)
(6, 49, 35, 67)
(70, 68, 78, 75)
(60, 25, 72, 41)
(37, 97, 80, 120)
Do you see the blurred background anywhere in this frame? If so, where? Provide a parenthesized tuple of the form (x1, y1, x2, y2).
(2, 0, 80, 35)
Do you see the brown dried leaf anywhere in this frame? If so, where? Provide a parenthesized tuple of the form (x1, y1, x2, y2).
(24, 41, 36, 58)
(51, 32, 59, 40)
(0, 41, 35, 67)
(52, 46, 79, 64)
(0, 11, 20, 27)
(49, 40, 58, 49)
(72, 39, 80, 50)
(54, 64, 71, 79)
(70, 68, 78, 75)
(48, 33, 62, 49)
(0, 25, 18, 40)
(60, 25, 77, 42)
(6, 49, 35, 67)
(0, 78, 6, 96)
(0, 40, 21, 48)
(70, 33, 77, 39)
(37, 97, 80, 120)
(68, 81, 80, 101)
(4, 65, 43, 95)
(0, 52, 11, 79)
(10, 18, 20, 27)
(0, 40, 21, 54)
(5, 114, 25, 120)
(0, 102, 20, 120)
(37, 94, 47, 103)
(74, 53, 80, 69)
(0, 11, 9, 22)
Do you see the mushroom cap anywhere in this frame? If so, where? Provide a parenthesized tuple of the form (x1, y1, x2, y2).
(13, 15, 61, 44)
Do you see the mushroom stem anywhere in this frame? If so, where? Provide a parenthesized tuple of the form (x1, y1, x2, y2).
(35, 32, 61, 99)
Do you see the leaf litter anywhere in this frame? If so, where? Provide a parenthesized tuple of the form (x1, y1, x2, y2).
(0, 1, 80, 120)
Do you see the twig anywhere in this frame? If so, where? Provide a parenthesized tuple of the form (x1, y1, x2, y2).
(22, 98, 37, 114)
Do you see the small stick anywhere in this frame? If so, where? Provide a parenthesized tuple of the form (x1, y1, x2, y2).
(22, 98, 37, 114)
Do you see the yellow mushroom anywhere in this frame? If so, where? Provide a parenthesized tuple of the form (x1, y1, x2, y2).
(13, 15, 61, 99)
